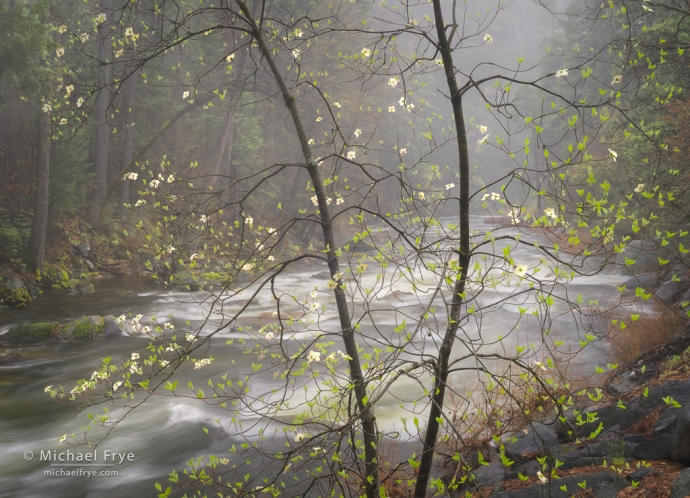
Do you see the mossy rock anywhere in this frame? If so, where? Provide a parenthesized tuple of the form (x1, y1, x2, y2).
(4, 322, 60, 339)
(0, 270, 32, 308)
(40, 264, 73, 290)
(59, 316, 106, 340)
(58, 315, 124, 340)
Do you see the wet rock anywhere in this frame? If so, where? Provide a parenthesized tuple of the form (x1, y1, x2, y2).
(588, 438, 634, 458)
(0, 305, 10, 312)
(4, 322, 59, 339)
(557, 403, 623, 441)
(620, 380, 690, 430)
(616, 240, 665, 275)
(40, 264, 73, 290)
(58, 316, 117, 340)
(626, 466, 654, 483)
(79, 284, 95, 294)
(493, 472, 628, 498)
(503, 423, 559, 465)
(622, 273, 659, 293)
(466, 463, 507, 490)
(310, 271, 331, 280)
(75, 242, 91, 258)
(84, 259, 95, 271)
(671, 468, 690, 498)
(652, 407, 680, 436)
(631, 433, 674, 460)
(0, 349, 27, 364)
(514, 460, 541, 476)
(656, 280, 688, 302)
(671, 402, 690, 464)
(0, 268, 31, 308)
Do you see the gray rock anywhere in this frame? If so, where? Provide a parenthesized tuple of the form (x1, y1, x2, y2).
(4, 322, 60, 340)
(653, 408, 681, 437)
(0, 349, 27, 364)
(626, 466, 654, 483)
(514, 460, 541, 476)
(84, 259, 95, 271)
(310, 271, 332, 280)
(557, 403, 623, 441)
(616, 240, 664, 275)
(620, 380, 690, 430)
(75, 242, 91, 258)
(623, 273, 659, 293)
(631, 433, 674, 460)
(656, 280, 687, 302)
(503, 423, 559, 465)
(104, 315, 128, 337)
(672, 402, 690, 464)
(0, 268, 31, 308)
(467, 463, 507, 489)
(227, 298, 260, 307)
(671, 468, 690, 498)
(80, 284, 95, 294)
(58, 316, 120, 340)
(493, 472, 628, 498)
(588, 438, 634, 458)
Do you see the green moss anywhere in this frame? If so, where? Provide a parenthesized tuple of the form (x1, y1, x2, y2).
(0, 277, 31, 307)
(60, 316, 105, 340)
(5, 322, 59, 339)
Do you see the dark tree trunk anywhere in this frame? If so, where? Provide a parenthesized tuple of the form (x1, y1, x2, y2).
(413, 1, 471, 496)
(88, 0, 112, 227)
(28, 110, 50, 270)
(120, 72, 138, 218)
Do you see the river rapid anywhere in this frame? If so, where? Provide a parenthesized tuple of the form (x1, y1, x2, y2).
(0, 216, 636, 497)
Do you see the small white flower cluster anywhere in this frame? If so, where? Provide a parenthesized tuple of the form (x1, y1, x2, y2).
(194, 358, 212, 370)
(481, 192, 501, 201)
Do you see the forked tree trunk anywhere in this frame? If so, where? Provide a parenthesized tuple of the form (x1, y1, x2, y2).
(28, 109, 51, 270)
(88, 0, 112, 227)
(413, 1, 472, 496)
(234, 1, 381, 496)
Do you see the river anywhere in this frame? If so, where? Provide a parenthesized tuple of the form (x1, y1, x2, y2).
(0, 216, 635, 497)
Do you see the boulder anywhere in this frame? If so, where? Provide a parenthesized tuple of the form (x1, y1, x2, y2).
(40, 264, 73, 290)
(616, 240, 664, 275)
(228, 298, 260, 307)
(623, 273, 659, 293)
(75, 242, 91, 258)
(79, 284, 95, 294)
(631, 433, 674, 460)
(310, 271, 332, 280)
(0, 349, 27, 364)
(0, 268, 31, 308)
(3, 322, 60, 339)
(588, 438, 634, 458)
(626, 466, 655, 483)
(83, 259, 95, 271)
(381, 290, 414, 302)
(620, 380, 690, 430)
(671, 402, 690, 464)
(493, 472, 628, 498)
(503, 423, 559, 465)
(671, 468, 690, 498)
(557, 403, 623, 441)
(466, 463, 507, 490)
(656, 280, 688, 302)
(58, 315, 125, 340)
(652, 407, 680, 437)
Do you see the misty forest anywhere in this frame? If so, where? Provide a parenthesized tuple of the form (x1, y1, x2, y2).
(4, 0, 690, 497)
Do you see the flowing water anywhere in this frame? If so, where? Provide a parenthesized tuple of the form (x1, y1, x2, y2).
(0, 217, 636, 497)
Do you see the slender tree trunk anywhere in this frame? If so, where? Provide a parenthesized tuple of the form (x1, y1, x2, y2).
(88, 0, 112, 227)
(413, 1, 471, 496)
(209, 0, 260, 194)
(120, 72, 138, 218)
(29, 110, 50, 270)
(234, 2, 380, 496)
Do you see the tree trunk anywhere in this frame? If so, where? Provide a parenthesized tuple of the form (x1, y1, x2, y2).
(88, 0, 112, 227)
(120, 71, 138, 218)
(209, 0, 260, 195)
(413, 1, 471, 496)
(234, 2, 381, 496)
(28, 110, 50, 270)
